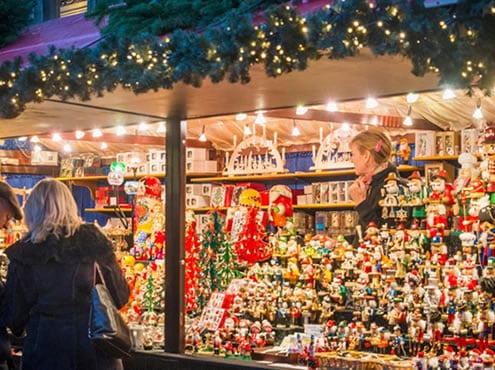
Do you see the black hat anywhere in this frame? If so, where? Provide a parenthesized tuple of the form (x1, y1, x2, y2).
(0, 182, 22, 220)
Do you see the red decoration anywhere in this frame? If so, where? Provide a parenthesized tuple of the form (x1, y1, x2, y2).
(184, 217, 200, 312)
(234, 206, 271, 264)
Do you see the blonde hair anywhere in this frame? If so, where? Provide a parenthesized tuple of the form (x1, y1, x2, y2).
(350, 127, 392, 165)
(23, 178, 83, 243)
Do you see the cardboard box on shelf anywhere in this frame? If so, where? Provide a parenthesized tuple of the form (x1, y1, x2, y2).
(186, 195, 210, 208)
(31, 150, 58, 166)
(186, 148, 216, 161)
(186, 160, 218, 173)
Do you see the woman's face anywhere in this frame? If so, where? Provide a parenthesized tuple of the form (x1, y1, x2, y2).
(350, 142, 371, 176)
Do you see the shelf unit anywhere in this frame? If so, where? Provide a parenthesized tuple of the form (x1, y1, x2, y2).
(85, 207, 133, 216)
(189, 165, 419, 183)
(59, 165, 417, 215)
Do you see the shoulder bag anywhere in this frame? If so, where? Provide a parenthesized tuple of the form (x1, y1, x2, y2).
(88, 261, 132, 358)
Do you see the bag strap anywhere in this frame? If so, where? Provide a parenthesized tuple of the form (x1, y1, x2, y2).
(93, 261, 107, 287)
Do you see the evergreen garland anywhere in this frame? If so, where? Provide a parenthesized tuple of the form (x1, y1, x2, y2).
(1, 0, 495, 119)
(0, 0, 35, 48)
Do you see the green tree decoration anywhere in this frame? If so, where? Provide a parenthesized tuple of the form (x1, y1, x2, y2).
(197, 209, 225, 308)
(143, 272, 155, 313)
(216, 238, 244, 291)
(2, 1, 495, 119)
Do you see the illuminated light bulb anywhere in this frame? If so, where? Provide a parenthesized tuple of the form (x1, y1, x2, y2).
(17, 137, 27, 141)
(403, 116, 413, 126)
(75, 130, 85, 139)
(366, 97, 378, 109)
(157, 122, 166, 133)
(100, 142, 108, 150)
(442, 88, 456, 100)
(244, 124, 252, 136)
(406, 93, 419, 104)
(63, 143, 72, 152)
(92, 129, 103, 138)
(403, 106, 413, 126)
(52, 133, 62, 142)
(292, 120, 301, 136)
(199, 125, 207, 142)
(116, 126, 126, 136)
(473, 100, 483, 120)
(235, 113, 247, 121)
(296, 106, 308, 115)
(30, 136, 40, 143)
(326, 101, 338, 112)
(138, 122, 148, 131)
(255, 112, 266, 124)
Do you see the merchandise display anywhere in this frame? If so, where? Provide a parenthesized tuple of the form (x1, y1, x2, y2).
(174, 127, 495, 369)
(51, 127, 495, 369)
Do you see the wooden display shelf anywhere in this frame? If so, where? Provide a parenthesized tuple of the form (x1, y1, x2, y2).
(189, 165, 419, 183)
(187, 203, 355, 212)
(412, 155, 459, 161)
(294, 202, 355, 209)
(85, 207, 133, 216)
(2, 164, 60, 176)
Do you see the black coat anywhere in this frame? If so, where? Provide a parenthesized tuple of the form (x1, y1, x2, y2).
(354, 163, 402, 236)
(2, 223, 130, 370)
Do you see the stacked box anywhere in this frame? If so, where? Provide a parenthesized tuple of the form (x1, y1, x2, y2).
(186, 183, 212, 208)
(186, 147, 217, 174)
(32, 150, 58, 166)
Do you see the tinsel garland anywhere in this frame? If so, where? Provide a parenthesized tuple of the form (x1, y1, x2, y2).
(0, 0, 494, 119)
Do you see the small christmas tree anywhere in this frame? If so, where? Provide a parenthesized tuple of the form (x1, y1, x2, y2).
(198, 209, 225, 308)
(216, 238, 243, 290)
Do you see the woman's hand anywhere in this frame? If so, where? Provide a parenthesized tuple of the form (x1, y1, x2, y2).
(349, 176, 369, 205)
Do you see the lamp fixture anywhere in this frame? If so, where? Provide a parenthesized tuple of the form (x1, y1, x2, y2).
(75, 130, 85, 139)
(157, 122, 166, 133)
(235, 113, 247, 121)
(244, 123, 252, 136)
(63, 143, 72, 152)
(325, 101, 338, 112)
(292, 120, 301, 136)
(30, 136, 40, 143)
(406, 92, 419, 104)
(52, 133, 62, 142)
(403, 105, 413, 126)
(366, 97, 378, 109)
(138, 121, 149, 131)
(198, 125, 207, 142)
(255, 112, 266, 124)
(296, 105, 308, 115)
(100, 142, 108, 150)
(92, 129, 103, 138)
(473, 99, 483, 119)
(442, 88, 456, 100)
(116, 125, 126, 136)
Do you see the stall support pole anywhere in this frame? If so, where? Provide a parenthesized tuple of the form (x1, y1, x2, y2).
(164, 117, 186, 353)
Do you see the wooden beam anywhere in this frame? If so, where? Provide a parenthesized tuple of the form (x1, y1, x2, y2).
(38, 133, 215, 148)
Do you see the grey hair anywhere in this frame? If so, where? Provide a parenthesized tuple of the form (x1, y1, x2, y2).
(23, 178, 83, 243)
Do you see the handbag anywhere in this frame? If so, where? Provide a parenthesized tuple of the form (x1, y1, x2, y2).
(88, 261, 132, 358)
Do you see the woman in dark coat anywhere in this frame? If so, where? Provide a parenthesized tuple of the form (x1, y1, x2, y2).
(2, 178, 130, 370)
(348, 128, 401, 243)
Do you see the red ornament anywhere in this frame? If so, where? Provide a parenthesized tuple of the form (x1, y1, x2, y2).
(235, 206, 271, 264)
